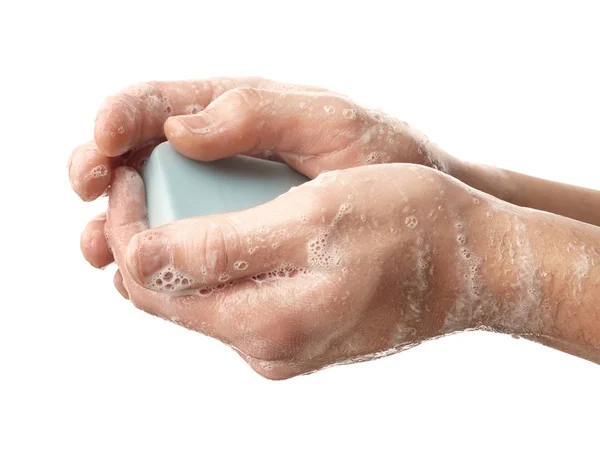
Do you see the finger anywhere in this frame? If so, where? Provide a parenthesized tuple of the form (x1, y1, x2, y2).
(69, 137, 164, 203)
(69, 141, 117, 201)
(113, 270, 129, 299)
(80, 212, 113, 268)
(105, 167, 200, 320)
(106, 167, 149, 278)
(123, 195, 312, 293)
(93, 76, 327, 158)
(163, 88, 365, 165)
(93, 76, 335, 158)
(103, 166, 231, 336)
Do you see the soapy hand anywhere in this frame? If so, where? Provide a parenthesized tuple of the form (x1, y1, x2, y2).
(70, 77, 600, 372)
(71, 77, 458, 270)
(105, 162, 512, 379)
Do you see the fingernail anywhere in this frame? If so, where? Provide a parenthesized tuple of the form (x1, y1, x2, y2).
(126, 233, 171, 283)
(175, 113, 215, 135)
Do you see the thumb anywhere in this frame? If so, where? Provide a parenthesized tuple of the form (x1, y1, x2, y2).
(124, 197, 312, 294)
(162, 87, 359, 168)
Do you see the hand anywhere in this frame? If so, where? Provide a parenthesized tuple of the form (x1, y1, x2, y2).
(73, 76, 458, 272)
(105, 163, 505, 379)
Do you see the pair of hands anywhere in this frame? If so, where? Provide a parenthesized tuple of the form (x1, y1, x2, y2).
(69, 77, 520, 379)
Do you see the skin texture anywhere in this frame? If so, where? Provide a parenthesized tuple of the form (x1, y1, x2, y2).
(105, 164, 600, 378)
(104, 164, 494, 378)
(70, 77, 600, 378)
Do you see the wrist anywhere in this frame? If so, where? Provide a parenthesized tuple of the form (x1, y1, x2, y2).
(449, 159, 516, 205)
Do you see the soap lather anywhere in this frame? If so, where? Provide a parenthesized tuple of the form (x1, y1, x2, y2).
(142, 141, 310, 228)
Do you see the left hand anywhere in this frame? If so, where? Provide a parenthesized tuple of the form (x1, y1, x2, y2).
(74, 77, 459, 271)
(105, 162, 493, 379)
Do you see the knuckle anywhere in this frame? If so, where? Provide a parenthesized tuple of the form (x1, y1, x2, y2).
(225, 87, 262, 112)
(202, 221, 242, 276)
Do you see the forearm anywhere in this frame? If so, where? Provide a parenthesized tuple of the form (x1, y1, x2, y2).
(451, 160, 600, 227)
(489, 206, 600, 363)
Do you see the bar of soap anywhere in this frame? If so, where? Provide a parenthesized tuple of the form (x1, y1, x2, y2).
(141, 141, 310, 227)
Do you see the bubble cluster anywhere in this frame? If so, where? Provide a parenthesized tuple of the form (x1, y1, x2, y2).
(233, 260, 249, 271)
(405, 216, 418, 229)
(501, 220, 544, 331)
(185, 104, 204, 114)
(333, 203, 353, 225)
(416, 255, 430, 292)
(219, 273, 231, 282)
(342, 108, 357, 119)
(192, 126, 213, 134)
(144, 265, 196, 292)
(459, 246, 483, 300)
(86, 165, 108, 180)
(197, 281, 233, 298)
(251, 263, 312, 284)
(307, 232, 342, 270)
(365, 152, 379, 164)
(323, 105, 335, 114)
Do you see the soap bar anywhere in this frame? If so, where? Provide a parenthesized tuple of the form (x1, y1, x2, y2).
(141, 141, 310, 227)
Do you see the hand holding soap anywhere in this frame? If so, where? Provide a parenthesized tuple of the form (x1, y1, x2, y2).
(141, 142, 310, 227)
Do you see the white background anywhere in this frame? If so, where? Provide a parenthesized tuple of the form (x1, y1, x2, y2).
(1, 1, 599, 453)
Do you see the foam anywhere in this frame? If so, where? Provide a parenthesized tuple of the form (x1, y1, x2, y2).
(332, 203, 353, 225)
(307, 232, 342, 270)
(193, 263, 313, 298)
(342, 108, 357, 119)
(405, 216, 418, 229)
(143, 265, 197, 293)
(184, 104, 204, 114)
(233, 260, 249, 271)
(365, 152, 379, 164)
(85, 165, 108, 180)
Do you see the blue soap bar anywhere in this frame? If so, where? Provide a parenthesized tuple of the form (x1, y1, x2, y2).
(141, 141, 310, 227)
